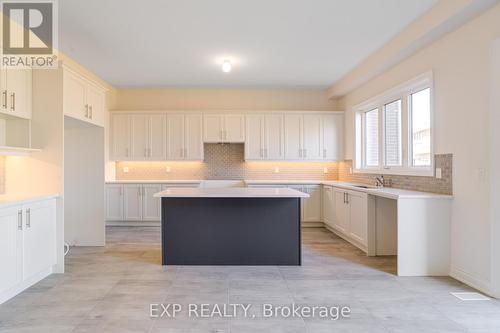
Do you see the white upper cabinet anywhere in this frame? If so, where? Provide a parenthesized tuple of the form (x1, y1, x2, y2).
(303, 114, 322, 160)
(203, 114, 245, 143)
(245, 114, 284, 160)
(184, 114, 203, 160)
(131, 114, 150, 160)
(63, 67, 106, 127)
(0, 67, 32, 120)
(284, 113, 343, 161)
(322, 114, 344, 161)
(149, 114, 166, 160)
(111, 114, 131, 160)
(284, 114, 303, 160)
(166, 114, 185, 160)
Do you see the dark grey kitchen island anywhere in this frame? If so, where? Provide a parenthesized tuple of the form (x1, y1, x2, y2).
(154, 187, 309, 266)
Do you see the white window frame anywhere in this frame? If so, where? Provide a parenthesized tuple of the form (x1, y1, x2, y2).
(353, 71, 434, 176)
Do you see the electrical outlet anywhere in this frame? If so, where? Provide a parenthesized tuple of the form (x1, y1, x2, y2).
(274, 167, 280, 173)
(323, 167, 328, 174)
(435, 168, 442, 179)
(349, 167, 353, 174)
(166, 166, 171, 173)
(123, 167, 129, 173)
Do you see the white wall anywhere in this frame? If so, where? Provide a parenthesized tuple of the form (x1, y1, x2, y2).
(337, 4, 500, 294)
(64, 117, 105, 246)
(490, 39, 500, 297)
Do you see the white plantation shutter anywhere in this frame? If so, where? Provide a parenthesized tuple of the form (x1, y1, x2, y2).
(384, 100, 402, 167)
(365, 109, 379, 167)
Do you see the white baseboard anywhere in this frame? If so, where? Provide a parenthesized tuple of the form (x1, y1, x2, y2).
(450, 266, 494, 297)
(0, 267, 53, 304)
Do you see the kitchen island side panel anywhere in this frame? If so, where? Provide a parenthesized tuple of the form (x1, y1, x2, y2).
(161, 197, 301, 265)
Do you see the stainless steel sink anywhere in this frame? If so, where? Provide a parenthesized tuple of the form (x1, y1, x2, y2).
(353, 185, 370, 189)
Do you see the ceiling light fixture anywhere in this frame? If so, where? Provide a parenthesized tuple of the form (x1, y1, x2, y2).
(221, 60, 232, 73)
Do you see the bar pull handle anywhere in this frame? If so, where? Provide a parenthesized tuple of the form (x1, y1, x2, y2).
(26, 208, 31, 228)
(89, 105, 93, 119)
(10, 92, 15, 111)
(85, 104, 89, 118)
(2, 90, 7, 109)
(18, 210, 22, 230)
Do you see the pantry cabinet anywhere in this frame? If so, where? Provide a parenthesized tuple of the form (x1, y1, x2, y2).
(0, 198, 57, 304)
(245, 114, 284, 160)
(203, 114, 245, 143)
(63, 68, 106, 127)
(0, 67, 32, 119)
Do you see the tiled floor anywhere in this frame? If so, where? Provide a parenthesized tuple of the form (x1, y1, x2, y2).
(1, 227, 499, 333)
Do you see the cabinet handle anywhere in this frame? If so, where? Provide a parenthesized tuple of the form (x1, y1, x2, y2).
(125, 148, 129, 157)
(89, 105, 93, 119)
(220, 130, 223, 141)
(18, 210, 22, 230)
(184, 148, 187, 158)
(323, 149, 326, 158)
(303, 149, 307, 158)
(26, 208, 31, 228)
(120, 187, 123, 196)
(345, 193, 349, 205)
(299, 149, 302, 158)
(149, 148, 152, 158)
(10, 92, 15, 111)
(85, 104, 89, 118)
(2, 90, 7, 109)
(224, 130, 227, 141)
(265, 148, 268, 158)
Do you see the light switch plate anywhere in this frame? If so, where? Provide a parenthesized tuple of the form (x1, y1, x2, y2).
(435, 168, 442, 179)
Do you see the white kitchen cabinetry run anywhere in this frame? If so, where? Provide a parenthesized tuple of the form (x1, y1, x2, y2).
(325, 187, 368, 252)
(63, 67, 106, 127)
(203, 114, 245, 143)
(0, 198, 57, 304)
(0, 67, 32, 119)
(245, 114, 284, 160)
(105, 183, 199, 223)
(284, 114, 343, 161)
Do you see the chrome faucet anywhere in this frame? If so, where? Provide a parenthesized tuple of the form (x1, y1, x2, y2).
(375, 175, 385, 187)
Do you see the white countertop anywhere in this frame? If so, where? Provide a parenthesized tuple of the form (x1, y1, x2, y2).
(0, 194, 60, 208)
(154, 187, 310, 198)
(245, 180, 323, 185)
(322, 181, 452, 199)
(106, 180, 202, 184)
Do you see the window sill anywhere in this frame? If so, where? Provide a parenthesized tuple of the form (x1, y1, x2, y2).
(353, 168, 434, 177)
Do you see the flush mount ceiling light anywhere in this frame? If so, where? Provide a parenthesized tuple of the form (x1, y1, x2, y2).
(221, 60, 232, 73)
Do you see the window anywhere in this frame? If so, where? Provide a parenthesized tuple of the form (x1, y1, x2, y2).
(354, 72, 433, 175)
(410, 88, 431, 167)
(364, 109, 379, 167)
(384, 100, 402, 167)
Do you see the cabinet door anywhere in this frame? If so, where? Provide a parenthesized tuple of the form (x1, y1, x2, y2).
(111, 114, 131, 160)
(322, 186, 334, 227)
(63, 69, 87, 121)
(333, 189, 348, 234)
(265, 115, 284, 160)
(348, 192, 367, 247)
(142, 184, 162, 221)
(303, 185, 322, 222)
(149, 114, 166, 160)
(303, 114, 322, 160)
(185, 114, 203, 160)
(5, 68, 32, 119)
(166, 114, 185, 160)
(322, 114, 343, 161)
(203, 114, 223, 143)
(86, 84, 105, 127)
(245, 115, 264, 160)
(131, 115, 149, 160)
(224, 114, 245, 142)
(0, 67, 7, 114)
(284, 115, 302, 160)
(288, 185, 305, 221)
(106, 185, 123, 221)
(23, 200, 56, 281)
(0, 206, 23, 295)
(124, 185, 143, 221)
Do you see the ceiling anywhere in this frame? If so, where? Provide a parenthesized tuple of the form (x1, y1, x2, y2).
(59, 0, 438, 89)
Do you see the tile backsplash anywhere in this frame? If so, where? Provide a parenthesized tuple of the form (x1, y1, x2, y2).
(338, 154, 453, 195)
(115, 145, 453, 195)
(116, 144, 338, 181)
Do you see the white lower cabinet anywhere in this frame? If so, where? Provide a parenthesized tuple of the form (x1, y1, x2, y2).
(0, 198, 57, 304)
(105, 183, 199, 222)
(302, 185, 322, 222)
(324, 187, 368, 252)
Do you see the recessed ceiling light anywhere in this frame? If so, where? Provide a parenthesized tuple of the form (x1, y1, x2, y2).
(221, 60, 232, 73)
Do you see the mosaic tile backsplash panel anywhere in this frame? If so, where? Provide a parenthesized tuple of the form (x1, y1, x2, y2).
(116, 144, 339, 181)
(338, 154, 453, 195)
